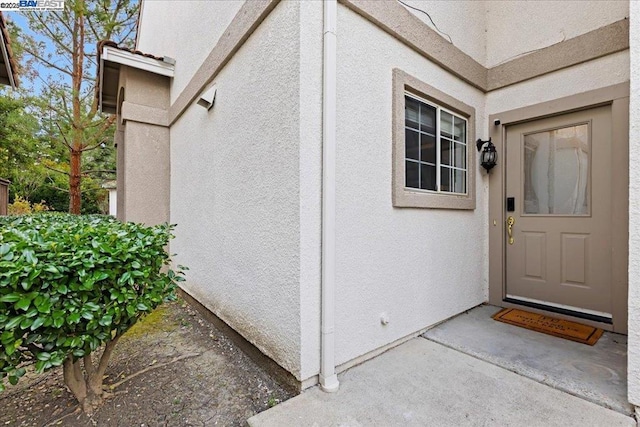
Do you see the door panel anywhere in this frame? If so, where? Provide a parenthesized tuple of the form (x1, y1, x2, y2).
(505, 106, 612, 317)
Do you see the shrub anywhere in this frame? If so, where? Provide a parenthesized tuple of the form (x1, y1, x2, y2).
(7, 195, 49, 215)
(0, 214, 185, 413)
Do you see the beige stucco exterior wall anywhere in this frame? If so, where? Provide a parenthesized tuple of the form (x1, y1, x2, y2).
(485, 0, 629, 67)
(485, 50, 629, 114)
(152, 1, 306, 379)
(333, 4, 488, 367)
(130, 0, 633, 388)
(627, 0, 640, 408)
(400, 0, 628, 69)
(401, 0, 487, 65)
(136, 0, 244, 104)
(117, 67, 171, 226)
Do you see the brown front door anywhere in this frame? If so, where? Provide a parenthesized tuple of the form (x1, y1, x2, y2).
(505, 105, 613, 321)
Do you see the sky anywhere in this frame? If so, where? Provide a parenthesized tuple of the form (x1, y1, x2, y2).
(7, 11, 59, 94)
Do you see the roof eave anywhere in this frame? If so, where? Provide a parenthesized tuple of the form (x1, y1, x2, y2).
(98, 44, 174, 114)
(0, 13, 17, 89)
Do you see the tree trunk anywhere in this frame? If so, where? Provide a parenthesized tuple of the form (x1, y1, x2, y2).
(69, 148, 82, 214)
(69, 1, 85, 215)
(61, 336, 120, 414)
(62, 357, 86, 403)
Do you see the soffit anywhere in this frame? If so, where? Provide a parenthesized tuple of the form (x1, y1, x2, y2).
(97, 40, 174, 114)
(0, 12, 18, 88)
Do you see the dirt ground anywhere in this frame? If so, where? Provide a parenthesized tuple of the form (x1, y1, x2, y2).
(0, 300, 293, 426)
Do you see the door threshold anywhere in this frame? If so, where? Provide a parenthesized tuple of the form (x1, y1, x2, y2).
(503, 297, 613, 325)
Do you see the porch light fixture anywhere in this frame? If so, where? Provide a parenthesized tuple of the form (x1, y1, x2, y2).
(476, 138, 497, 173)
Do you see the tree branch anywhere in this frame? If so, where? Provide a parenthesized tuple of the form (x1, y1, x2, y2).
(83, 354, 95, 379)
(97, 336, 120, 380)
(108, 353, 200, 390)
(72, 358, 83, 384)
(22, 45, 73, 77)
(49, 10, 74, 36)
(54, 122, 73, 150)
(83, 115, 116, 146)
(82, 169, 115, 175)
(32, 13, 74, 55)
(45, 185, 70, 194)
(43, 164, 69, 176)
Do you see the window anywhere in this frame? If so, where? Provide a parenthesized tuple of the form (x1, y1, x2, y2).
(404, 94, 467, 194)
(392, 69, 475, 209)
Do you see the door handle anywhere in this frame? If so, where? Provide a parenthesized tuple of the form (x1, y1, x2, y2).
(506, 216, 515, 245)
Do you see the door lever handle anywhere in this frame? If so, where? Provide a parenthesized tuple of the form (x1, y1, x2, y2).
(506, 216, 515, 245)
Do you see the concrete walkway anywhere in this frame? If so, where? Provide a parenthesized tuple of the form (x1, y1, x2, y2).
(248, 338, 635, 427)
(424, 304, 632, 415)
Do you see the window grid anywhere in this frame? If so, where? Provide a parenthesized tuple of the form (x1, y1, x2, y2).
(405, 93, 468, 195)
(404, 97, 438, 191)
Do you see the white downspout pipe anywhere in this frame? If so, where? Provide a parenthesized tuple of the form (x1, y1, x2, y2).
(320, 0, 340, 393)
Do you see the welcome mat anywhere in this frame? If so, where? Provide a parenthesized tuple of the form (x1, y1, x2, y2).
(492, 308, 604, 346)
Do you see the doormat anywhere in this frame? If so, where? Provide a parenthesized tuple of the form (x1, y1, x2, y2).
(492, 308, 604, 346)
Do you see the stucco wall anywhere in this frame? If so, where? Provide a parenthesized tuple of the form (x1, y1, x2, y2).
(400, 0, 487, 66)
(118, 67, 171, 226)
(131, 0, 633, 387)
(486, 50, 629, 114)
(399, 0, 628, 69)
(334, 4, 488, 367)
(167, 1, 305, 378)
(485, 0, 629, 68)
(137, 0, 245, 104)
(627, 0, 640, 407)
(122, 122, 170, 225)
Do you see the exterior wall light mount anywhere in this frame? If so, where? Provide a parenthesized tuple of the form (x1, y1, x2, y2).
(476, 138, 497, 173)
(197, 84, 217, 110)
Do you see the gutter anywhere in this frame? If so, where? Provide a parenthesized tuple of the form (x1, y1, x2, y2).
(320, 0, 340, 393)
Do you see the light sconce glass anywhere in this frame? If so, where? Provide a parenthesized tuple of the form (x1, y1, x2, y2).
(476, 138, 497, 173)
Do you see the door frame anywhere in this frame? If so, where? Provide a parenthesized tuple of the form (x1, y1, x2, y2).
(488, 82, 629, 333)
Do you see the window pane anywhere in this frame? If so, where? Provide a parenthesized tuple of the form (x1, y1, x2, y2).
(405, 96, 419, 129)
(440, 166, 451, 192)
(421, 133, 436, 164)
(406, 129, 419, 161)
(453, 169, 466, 194)
(420, 164, 436, 191)
(453, 116, 466, 142)
(406, 161, 419, 189)
(524, 124, 589, 214)
(440, 111, 453, 139)
(420, 103, 436, 134)
(441, 139, 452, 166)
(454, 142, 466, 169)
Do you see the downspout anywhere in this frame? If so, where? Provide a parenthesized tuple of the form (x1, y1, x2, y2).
(320, 0, 340, 393)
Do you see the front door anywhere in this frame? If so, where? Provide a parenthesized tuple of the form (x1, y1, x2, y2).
(505, 105, 613, 322)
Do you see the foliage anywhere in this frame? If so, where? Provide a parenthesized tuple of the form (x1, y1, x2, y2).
(0, 214, 185, 412)
(7, 195, 49, 215)
(10, 0, 138, 213)
(0, 95, 41, 181)
(9, 163, 108, 214)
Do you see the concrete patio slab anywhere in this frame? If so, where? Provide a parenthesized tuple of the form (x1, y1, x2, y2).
(424, 304, 632, 415)
(248, 338, 635, 427)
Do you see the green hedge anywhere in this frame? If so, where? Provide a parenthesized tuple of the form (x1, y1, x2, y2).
(0, 214, 183, 390)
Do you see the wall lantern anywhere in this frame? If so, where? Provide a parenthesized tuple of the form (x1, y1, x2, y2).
(476, 138, 497, 173)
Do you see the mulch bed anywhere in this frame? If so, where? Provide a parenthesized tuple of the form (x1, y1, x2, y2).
(0, 300, 293, 426)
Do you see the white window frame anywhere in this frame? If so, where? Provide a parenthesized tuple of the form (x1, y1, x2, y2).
(392, 69, 476, 209)
(404, 92, 469, 195)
